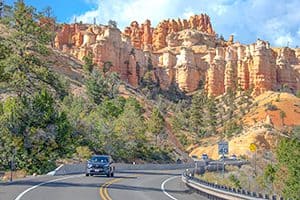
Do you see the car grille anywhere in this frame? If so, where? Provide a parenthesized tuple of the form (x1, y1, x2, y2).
(93, 164, 103, 169)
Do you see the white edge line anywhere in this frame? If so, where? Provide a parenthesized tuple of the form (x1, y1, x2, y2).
(161, 176, 179, 200)
(14, 174, 83, 200)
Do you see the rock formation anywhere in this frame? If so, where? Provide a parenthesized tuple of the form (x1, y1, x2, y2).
(124, 14, 215, 51)
(54, 14, 300, 97)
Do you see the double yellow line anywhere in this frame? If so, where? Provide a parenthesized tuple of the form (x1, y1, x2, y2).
(99, 178, 122, 200)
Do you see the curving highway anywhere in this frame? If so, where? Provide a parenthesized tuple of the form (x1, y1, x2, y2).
(0, 170, 208, 200)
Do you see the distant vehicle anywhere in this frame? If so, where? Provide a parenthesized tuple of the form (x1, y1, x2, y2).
(202, 154, 209, 160)
(191, 155, 198, 160)
(230, 154, 237, 160)
(219, 155, 229, 161)
(86, 155, 115, 177)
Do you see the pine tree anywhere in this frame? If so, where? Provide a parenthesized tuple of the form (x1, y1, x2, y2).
(206, 97, 218, 135)
(190, 91, 207, 135)
(147, 107, 164, 145)
(0, 0, 3, 18)
(83, 52, 95, 74)
(0, 1, 67, 98)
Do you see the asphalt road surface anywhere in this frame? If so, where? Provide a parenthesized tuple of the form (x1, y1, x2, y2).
(0, 170, 208, 200)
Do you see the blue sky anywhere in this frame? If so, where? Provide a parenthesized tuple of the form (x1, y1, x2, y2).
(6, 0, 300, 47)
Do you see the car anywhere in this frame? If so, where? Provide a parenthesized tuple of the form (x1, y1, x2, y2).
(219, 155, 230, 161)
(191, 155, 198, 160)
(230, 154, 237, 160)
(202, 154, 209, 160)
(86, 155, 115, 177)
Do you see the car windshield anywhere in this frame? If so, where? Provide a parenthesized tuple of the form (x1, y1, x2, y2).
(90, 156, 108, 163)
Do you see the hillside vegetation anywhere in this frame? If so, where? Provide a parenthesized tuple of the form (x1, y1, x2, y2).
(0, 1, 173, 175)
(0, 1, 299, 198)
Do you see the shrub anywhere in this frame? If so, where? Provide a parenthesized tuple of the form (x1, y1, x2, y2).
(265, 103, 278, 111)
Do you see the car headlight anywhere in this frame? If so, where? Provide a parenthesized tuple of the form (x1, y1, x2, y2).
(87, 163, 93, 168)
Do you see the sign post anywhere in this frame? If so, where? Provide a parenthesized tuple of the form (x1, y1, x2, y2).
(218, 141, 228, 177)
(249, 143, 257, 176)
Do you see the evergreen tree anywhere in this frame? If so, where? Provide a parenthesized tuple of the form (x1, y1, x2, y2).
(0, 0, 67, 98)
(190, 91, 207, 135)
(206, 97, 218, 135)
(114, 98, 147, 161)
(83, 52, 94, 74)
(147, 107, 164, 145)
(275, 138, 300, 199)
(0, 90, 73, 174)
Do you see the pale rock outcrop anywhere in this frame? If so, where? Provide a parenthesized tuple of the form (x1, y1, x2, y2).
(54, 14, 300, 97)
(126, 14, 215, 51)
(175, 47, 200, 92)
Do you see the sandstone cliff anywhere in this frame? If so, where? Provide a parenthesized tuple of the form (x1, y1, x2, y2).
(54, 14, 300, 96)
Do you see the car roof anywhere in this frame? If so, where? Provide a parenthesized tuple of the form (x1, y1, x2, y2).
(92, 155, 110, 158)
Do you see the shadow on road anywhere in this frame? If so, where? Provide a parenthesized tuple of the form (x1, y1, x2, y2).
(118, 171, 181, 176)
(107, 183, 193, 195)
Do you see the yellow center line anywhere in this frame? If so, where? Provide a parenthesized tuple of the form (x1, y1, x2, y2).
(99, 176, 139, 200)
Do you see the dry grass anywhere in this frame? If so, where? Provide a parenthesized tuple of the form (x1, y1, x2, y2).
(189, 91, 300, 160)
(1, 170, 27, 182)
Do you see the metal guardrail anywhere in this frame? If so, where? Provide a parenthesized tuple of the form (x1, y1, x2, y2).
(182, 170, 283, 200)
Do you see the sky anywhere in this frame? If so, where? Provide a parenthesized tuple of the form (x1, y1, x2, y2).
(5, 0, 300, 47)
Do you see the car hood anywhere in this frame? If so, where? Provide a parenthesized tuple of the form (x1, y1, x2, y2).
(88, 162, 109, 166)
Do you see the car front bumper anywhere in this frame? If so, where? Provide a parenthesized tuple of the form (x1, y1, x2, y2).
(86, 168, 109, 175)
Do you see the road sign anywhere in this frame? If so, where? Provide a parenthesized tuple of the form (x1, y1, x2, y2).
(249, 143, 257, 152)
(218, 141, 229, 155)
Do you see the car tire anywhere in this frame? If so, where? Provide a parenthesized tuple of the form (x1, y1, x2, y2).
(106, 173, 110, 177)
(90, 174, 94, 176)
(111, 172, 114, 177)
(86, 173, 89, 177)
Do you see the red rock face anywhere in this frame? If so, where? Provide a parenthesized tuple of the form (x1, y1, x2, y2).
(54, 14, 300, 96)
(125, 14, 215, 51)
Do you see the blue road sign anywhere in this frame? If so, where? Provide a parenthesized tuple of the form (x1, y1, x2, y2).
(218, 141, 229, 155)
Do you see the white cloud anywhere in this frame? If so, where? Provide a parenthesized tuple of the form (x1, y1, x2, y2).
(73, 0, 181, 28)
(212, 4, 228, 16)
(275, 34, 293, 46)
(182, 9, 195, 19)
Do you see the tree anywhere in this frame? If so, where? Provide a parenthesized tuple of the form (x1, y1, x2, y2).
(190, 91, 207, 135)
(0, 89, 73, 174)
(275, 138, 300, 199)
(85, 69, 120, 105)
(0, 0, 3, 18)
(83, 52, 95, 74)
(114, 98, 147, 161)
(296, 90, 300, 98)
(206, 97, 218, 135)
(147, 107, 164, 145)
(0, 0, 67, 98)
(279, 110, 286, 126)
(108, 20, 117, 28)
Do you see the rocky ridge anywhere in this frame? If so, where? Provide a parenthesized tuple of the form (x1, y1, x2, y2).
(54, 14, 300, 96)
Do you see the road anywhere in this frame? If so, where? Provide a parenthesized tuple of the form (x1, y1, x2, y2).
(0, 170, 208, 200)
